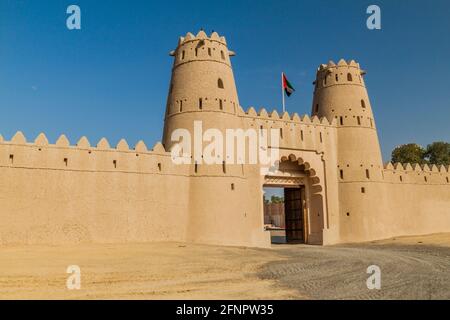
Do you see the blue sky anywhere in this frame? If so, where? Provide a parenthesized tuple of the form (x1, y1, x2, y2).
(0, 0, 449, 161)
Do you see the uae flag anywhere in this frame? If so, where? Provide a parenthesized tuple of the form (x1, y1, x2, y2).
(282, 73, 295, 97)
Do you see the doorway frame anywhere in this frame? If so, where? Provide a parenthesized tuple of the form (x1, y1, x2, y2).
(263, 176, 311, 244)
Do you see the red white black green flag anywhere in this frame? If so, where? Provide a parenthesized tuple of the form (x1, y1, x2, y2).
(282, 73, 295, 97)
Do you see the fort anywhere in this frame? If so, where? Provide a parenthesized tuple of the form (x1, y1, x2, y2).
(0, 30, 449, 247)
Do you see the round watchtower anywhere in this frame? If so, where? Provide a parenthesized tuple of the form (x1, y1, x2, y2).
(312, 59, 385, 242)
(312, 59, 383, 173)
(162, 30, 241, 151)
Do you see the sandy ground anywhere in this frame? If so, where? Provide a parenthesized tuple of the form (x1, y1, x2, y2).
(0, 233, 449, 300)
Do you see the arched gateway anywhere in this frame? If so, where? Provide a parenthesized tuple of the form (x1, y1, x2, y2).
(263, 153, 327, 245)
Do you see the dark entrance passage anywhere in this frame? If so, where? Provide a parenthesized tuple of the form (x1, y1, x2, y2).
(284, 188, 304, 243)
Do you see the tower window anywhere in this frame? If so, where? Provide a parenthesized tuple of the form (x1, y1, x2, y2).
(357, 116, 361, 125)
(9, 154, 14, 164)
(113, 160, 117, 168)
(319, 132, 323, 143)
(194, 161, 198, 173)
(339, 116, 344, 125)
(231, 183, 235, 190)
(280, 128, 283, 139)
(181, 50, 185, 60)
(361, 99, 366, 108)
(400, 175, 403, 182)
(64, 158, 68, 166)
(218, 78, 224, 89)
(424, 176, 427, 182)
(340, 170, 344, 179)
(219, 99, 223, 110)
(222, 161, 226, 174)
(158, 163, 162, 171)
(220, 50, 225, 60)
(199, 98, 203, 109)
(446, 177, 449, 183)
(361, 187, 365, 193)
(366, 169, 370, 179)
(208, 48, 211, 56)
(195, 48, 198, 57)
(179, 100, 183, 112)
(335, 74, 339, 82)
(347, 73, 353, 81)
(324, 75, 327, 85)
(315, 104, 319, 113)
(300, 130, 304, 141)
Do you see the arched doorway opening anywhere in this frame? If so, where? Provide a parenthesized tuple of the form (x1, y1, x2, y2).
(263, 154, 324, 244)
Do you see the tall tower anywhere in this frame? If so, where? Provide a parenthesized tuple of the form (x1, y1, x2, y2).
(312, 59, 383, 170)
(312, 59, 385, 241)
(162, 30, 241, 150)
(161, 31, 269, 247)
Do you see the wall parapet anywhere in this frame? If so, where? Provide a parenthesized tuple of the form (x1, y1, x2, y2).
(383, 161, 450, 184)
(237, 106, 337, 127)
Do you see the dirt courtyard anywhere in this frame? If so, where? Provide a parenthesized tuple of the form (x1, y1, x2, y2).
(1, 233, 449, 299)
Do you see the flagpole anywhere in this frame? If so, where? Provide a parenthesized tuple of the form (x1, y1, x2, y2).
(281, 72, 286, 113)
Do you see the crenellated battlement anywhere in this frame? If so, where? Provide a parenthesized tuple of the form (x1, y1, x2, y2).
(170, 30, 234, 67)
(314, 59, 366, 91)
(237, 106, 337, 126)
(176, 30, 227, 47)
(383, 161, 450, 184)
(0, 131, 195, 178)
(0, 131, 169, 154)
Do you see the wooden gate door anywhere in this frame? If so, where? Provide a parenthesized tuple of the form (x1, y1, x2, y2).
(284, 188, 304, 243)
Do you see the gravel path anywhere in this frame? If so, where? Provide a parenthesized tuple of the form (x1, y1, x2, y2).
(260, 241, 450, 299)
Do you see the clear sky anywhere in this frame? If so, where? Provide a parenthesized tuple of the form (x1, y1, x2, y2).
(1, 0, 449, 161)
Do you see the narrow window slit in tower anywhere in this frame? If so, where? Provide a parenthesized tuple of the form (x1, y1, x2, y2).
(447, 177, 449, 183)
(361, 187, 365, 193)
(199, 98, 203, 109)
(340, 169, 344, 180)
(424, 176, 427, 182)
(208, 48, 211, 56)
(346, 212, 350, 217)
(231, 183, 235, 190)
(280, 128, 283, 139)
(9, 154, 14, 164)
(347, 73, 353, 81)
(113, 160, 117, 169)
(195, 48, 198, 57)
(219, 99, 223, 110)
(179, 100, 183, 112)
(357, 116, 361, 125)
(64, 158, 68, 167)
(366, 169, 370, 179)
(320, 132, 323, 143)
(361, 100, 366, 108)
(300, 130, 304, 141)
(194, 161, 198, 174)
(335, 74, 339, 82)
(220, 50, 225, 60)
(218, 78, 224, 89)
(400, 175, 403, 182)
(340, 116, 343, 125)
(222, 161, 226, 174)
